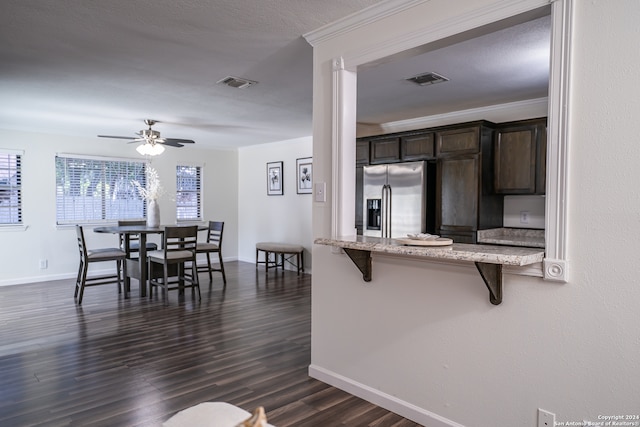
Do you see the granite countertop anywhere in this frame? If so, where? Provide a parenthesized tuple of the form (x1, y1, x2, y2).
(315, 235, 545, 266)
(476, 228, 545, 248)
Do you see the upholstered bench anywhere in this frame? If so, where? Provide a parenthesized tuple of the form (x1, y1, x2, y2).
(255, 242, 304, 274)
(163, 402, 275, 427)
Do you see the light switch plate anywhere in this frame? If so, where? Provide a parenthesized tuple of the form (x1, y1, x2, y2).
(314, 182, 326, 202)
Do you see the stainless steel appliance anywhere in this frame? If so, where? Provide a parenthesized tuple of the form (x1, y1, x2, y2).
(363, 161, 427, 238)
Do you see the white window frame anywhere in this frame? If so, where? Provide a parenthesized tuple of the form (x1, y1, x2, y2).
(55, 153, 148, 225)
(0, 148, 23, 227)
(176, 163, 203, 223)
(310, 0, 572, 282)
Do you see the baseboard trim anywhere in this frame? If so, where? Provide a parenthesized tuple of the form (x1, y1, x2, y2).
(239, 256, 311, 275)
(308, 364, 465, 427)
(0, 272, 76, 287)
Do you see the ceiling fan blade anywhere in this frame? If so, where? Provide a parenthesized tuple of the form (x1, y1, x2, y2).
(98, 135, 136, 140)
(164, 138, 195, 144)
(160, 140, 185, 147)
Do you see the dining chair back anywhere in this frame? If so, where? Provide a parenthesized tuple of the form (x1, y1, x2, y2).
(117, 219, 158, 253)
(195, 220, 226, 284)
(147, 225, 200, 304)
(74, 225, 126, 304)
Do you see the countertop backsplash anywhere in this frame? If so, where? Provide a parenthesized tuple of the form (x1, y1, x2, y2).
(502, 195, 545, 229)
(477, 228, 545, 248)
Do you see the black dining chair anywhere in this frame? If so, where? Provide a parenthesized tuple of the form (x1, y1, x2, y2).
(74, 225, 126, 304)
(117, 219, 158, 254)
(194, 220, 227, 285)
(147, 225, 200, 304)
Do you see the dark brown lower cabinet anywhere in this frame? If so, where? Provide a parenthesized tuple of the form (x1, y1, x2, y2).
(437, 155, 480, 243)
(436, 153, 503, 243)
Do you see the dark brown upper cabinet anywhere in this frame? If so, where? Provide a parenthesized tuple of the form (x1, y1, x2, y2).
(436, 126, 481, 157)
(494, 118, 547, 195)
(356, 139, 370, 166)
(369, 136, 401, 164)
(401, 132, 435, 161)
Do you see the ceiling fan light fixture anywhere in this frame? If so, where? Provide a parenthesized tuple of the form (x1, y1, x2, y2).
(140, 129, 161, 140)
(136, 142, 165, 156)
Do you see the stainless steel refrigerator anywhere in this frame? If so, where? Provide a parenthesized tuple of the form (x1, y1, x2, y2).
(363, 161, 427, 238)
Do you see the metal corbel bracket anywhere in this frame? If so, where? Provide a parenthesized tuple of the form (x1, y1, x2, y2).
(343, 248, 371, 282)
(341, 248, 503, 305)
(474, 262, 503, 305)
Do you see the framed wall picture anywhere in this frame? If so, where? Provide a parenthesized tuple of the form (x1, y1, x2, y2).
(296, 157, 312, 194)
(266, 161, 283, 195)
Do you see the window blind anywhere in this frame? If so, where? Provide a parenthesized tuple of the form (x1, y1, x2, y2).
(176, 165, 202, 221)
(0, 151, 22, 225)
(55, 155, 147, 224)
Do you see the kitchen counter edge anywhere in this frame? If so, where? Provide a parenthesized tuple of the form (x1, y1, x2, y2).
(315, 235, 544, 266)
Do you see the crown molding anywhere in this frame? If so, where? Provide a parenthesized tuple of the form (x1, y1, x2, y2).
(303, 0, 429, 46)
(368, 97, 549, 136)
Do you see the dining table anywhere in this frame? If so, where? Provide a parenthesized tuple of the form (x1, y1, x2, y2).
(94, 224, 207, 297)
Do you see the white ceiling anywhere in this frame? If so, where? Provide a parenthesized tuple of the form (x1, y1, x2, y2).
(0, 1, 551, 150)
(357, 8, 551, 125)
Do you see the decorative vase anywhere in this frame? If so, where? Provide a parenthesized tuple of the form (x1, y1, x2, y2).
(147, 199, 160, 228)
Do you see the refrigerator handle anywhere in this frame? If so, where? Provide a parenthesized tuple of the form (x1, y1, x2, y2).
(386, 184, 392, 238)
(380, 185, 386, 238)
(382, 184, 391, 238)
(381, 185, 387, 238)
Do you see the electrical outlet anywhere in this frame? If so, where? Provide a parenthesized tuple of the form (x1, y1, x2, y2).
(538, 408, 555, 427)
(39, 259, 48, 269)
(520, 210, 530, 224)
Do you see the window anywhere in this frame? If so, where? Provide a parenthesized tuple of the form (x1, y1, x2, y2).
(55, 154, 147, 224)
(0, 150, 22, 225)
(176, 164, 202, 222)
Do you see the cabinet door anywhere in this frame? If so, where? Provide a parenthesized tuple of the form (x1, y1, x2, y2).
(436, 127, 480, 157)
(494, 122, 546, 194)
(401, 132, 434, 161)
(536, 124, 547, 194)
(356, 140, 369, 166)
(370, 137, 400, 164)
(437, 154, 479, 232)
(494, 128, 536, 193)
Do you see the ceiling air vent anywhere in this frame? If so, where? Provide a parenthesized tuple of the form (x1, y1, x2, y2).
(216, 76, 257, 89)
(405, 72, 449, 86)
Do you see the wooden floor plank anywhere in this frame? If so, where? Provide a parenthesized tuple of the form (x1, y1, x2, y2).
(0, 261, 423, 426)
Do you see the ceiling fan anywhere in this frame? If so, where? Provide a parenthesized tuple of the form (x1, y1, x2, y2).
(98, 119, 195, 155)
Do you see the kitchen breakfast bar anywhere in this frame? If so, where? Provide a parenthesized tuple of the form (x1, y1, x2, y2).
(314, 235, 545, 305)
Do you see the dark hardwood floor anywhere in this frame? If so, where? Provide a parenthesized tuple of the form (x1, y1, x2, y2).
(0, 262, 422, 426)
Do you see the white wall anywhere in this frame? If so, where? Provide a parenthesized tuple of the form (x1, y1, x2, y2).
(237, 137, 313, 272)
(310, 1, 640, 426)
(0, 129, 238, 285)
